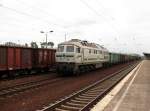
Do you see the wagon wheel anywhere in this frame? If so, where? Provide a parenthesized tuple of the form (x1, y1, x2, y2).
(73, 66, 80, 76)
(7, 71, 15, 78)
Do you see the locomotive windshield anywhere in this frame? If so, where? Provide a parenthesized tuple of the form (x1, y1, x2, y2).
(66, 45, 74, 52)
(57, 45, 64, 52)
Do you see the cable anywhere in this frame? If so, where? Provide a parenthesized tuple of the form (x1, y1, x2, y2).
(80, 0, 102, 17)
(0, 4, 65, 30)
(94, 0, 115, 21)
(94, 0, 121, 33)
(79, 0, 119, 37)
(15, 0, 67, 25)
(0, 4, 37, 19)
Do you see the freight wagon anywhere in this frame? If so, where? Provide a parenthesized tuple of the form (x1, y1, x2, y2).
(0, 45, 56, 78)
(108, 52, 140, 65)
(32, 48, 56, 71)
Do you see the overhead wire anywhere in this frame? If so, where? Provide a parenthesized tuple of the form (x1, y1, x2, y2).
(0, 4, 40, 20)
(94, 0, 115, 21)
(15, 0, 68, 26)
(0, 4, 40, 30)
(79, 0, 120, 37)
(0, 3, 66, 31)
(94, 0, 123, 42)
(94, 0, 140, 54)
(79, 0, 124, 53)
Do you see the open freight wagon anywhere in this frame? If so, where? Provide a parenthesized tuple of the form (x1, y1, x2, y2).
(0, 46, 56, 78)
(108, 52, 135, 65)
(32, 48, 56, 71)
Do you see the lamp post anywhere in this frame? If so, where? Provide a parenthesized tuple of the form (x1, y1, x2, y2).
(40, 30, 53, 48)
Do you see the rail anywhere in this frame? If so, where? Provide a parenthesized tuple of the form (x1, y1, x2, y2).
(38, 62, 139, 111)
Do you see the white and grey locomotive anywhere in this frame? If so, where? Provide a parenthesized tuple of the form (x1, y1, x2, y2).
(56, 39, 109, 74)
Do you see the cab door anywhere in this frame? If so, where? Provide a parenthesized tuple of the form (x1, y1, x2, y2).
(75, 46, 82, 63)
(83, 48, 89, 63)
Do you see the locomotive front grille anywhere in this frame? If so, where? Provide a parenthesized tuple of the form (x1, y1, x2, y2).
(57, 62, 75, 73)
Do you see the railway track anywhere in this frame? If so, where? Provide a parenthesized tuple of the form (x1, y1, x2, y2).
(38, 62, 139, 111)
(0, 63, 133, 99)
(0, 67, 56, 80)
(0, 76, 61, 99)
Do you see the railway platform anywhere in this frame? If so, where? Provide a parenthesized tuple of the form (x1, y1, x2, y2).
(91, 60, 150, 111)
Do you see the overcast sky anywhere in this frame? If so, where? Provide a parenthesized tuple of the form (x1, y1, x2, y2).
(0, 0, 150, 55)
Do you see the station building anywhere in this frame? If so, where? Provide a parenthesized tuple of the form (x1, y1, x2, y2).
(143, 52, 150, 60)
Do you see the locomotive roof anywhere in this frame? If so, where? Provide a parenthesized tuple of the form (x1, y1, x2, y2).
(59, 39, 108, 51)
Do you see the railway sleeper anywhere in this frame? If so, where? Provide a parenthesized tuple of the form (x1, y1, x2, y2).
(88, 86, 108, 93)
(71, 99, 89, 104)
(89, 86, 106, 90)
(88, 88, 104, 91)
(12, 87, 22, 90)
(0, 89, 18, 96)
(61, 104, 81, 110)
(75, 97, 91, 102)
(66, 102, 85, 107)
(0, 90, 12, 94)
(0, 92, 8, 96)
(75, 96, 92, 101)
(81, 93, 98, 97)
(6, 88, 17, 92)
(92, 86, 106, 90)
(55, 108, 70, 111)
(89, 88, 104, 92)
(83, 92, 99, 96)
(1, 84, 41, 96)
(87, 90, 103, 93)
(78, 95, 95, 99)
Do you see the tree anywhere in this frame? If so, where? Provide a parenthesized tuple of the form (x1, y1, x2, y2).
(31, 42, 38, 48)
(40, 41, 54, 48)
(47, 42, 54, 48)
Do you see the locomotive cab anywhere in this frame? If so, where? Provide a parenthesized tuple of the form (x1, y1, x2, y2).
(56, 43, 82, 74)
(56, 44, 82, 63)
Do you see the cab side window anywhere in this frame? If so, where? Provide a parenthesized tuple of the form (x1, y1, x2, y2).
(89, 49, 91, 54)
(76, 47, 81, 53)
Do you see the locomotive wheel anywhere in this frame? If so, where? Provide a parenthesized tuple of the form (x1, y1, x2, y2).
(0, 74, 3, 79)
(73, 70, 80, 76)
(73, 66, 80, 76)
